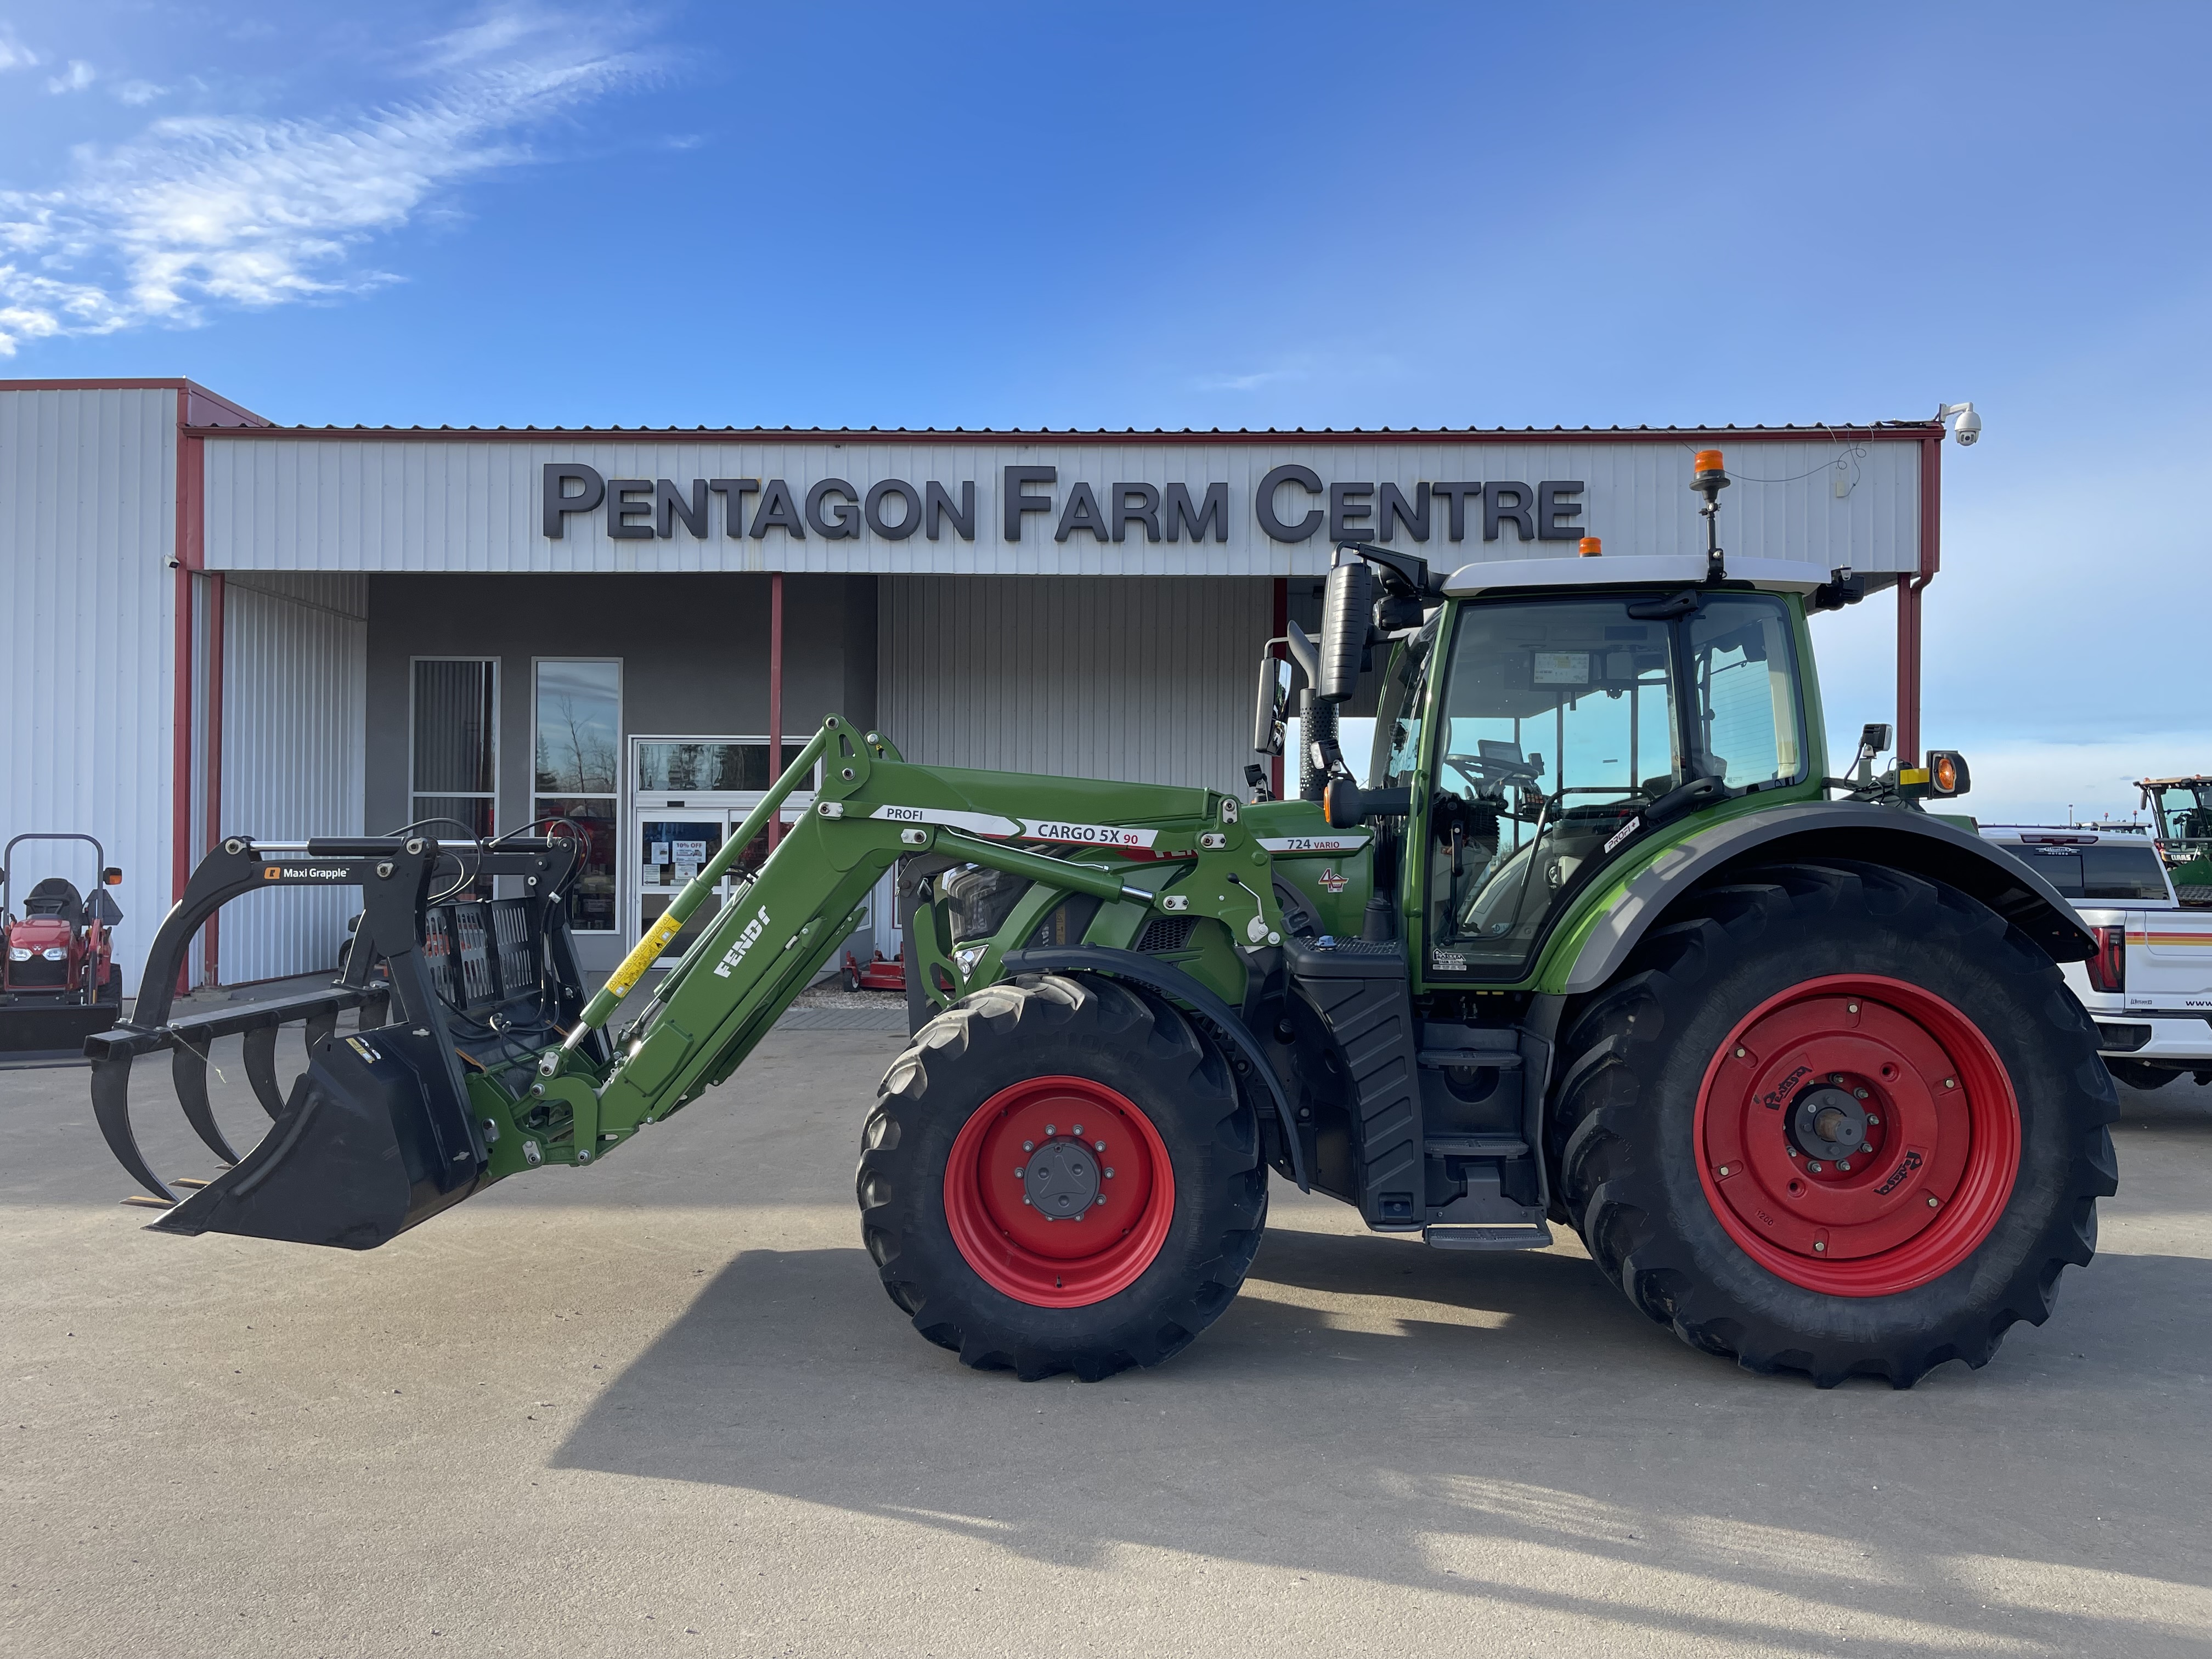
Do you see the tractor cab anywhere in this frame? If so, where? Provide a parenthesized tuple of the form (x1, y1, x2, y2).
(1374, 567, 1818, 980)
(2138, 775, 2212, 901)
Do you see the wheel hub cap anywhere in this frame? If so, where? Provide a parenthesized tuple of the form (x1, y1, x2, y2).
(1023, 1138, 1102, 1220)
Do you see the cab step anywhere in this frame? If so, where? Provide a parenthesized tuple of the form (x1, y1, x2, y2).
(1423, 1220, 1553, 1250)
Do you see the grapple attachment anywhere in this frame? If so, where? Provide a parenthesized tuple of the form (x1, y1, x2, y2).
(87, 833, 600, 1248)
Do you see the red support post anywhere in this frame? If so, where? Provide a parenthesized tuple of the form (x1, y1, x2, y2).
(766, 571, 785, 851)
(171, 565, 193, 996)
(203, 572, 225, 988)
(1897, 433, 1943, 769)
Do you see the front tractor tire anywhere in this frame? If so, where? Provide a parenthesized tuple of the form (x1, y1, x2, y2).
(856, 973, 1267, 1381)
(1548, 860, 2119, 1388)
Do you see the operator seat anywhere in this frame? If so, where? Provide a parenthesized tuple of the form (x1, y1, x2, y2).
(24, 878, 86, 927)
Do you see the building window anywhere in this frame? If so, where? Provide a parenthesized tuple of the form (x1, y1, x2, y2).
(534, 659, 620, 932)
(410, 658, 497, 838)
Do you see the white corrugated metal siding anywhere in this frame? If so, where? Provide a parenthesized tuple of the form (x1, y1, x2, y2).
(0, 387, 176, 998)
(878, 575, 1272, 790)
(215, 573, 368, 983)
(203, 436, 1923, 578)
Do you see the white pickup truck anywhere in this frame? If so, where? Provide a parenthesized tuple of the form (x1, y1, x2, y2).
(1986, 831, 2212, 1090)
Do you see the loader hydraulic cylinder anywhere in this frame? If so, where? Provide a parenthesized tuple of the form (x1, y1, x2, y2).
(554, 724, 834, 1064)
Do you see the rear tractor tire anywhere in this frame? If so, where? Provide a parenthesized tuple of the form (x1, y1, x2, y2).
(1548, 860, 2118, 1388)
(856, 973, 1267, 1381)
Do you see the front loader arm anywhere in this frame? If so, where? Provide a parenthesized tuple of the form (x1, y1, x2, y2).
(529, 716, 1287, 1168)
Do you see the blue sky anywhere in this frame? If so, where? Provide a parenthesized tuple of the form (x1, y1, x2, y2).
(2, 2, 2205, 822)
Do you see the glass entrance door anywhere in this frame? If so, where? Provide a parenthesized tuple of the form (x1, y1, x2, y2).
(636, 811, 737, 964)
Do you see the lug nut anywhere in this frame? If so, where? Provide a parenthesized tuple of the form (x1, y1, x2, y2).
(1094, 1140, 1106, 1152)
(1847, 1003, 1859, 1014)
(1014, 1167, 1026, 1179)
(1717, 1164, 1733, 1177)
(1838, 1160, 1851, 1171)
(1045, 1124, 1056, 1136)
(1023, 1195, 1032, 1206)
(1866, 1114, 1881, 1126)
(1927, 1195, 1940, 1208)
(1104, 1167, 1115, 1178)
(1022, 1141, 1034, 1152)
(1813, 1240, 1827, 1252)
(1734, 1047, 1747, 1059)
(1808, 1161, 1824, 1173)
(1071, 1124, 1083, 1136)
(1943, 1079, 1956, 1091)
(1854, 1088, 1869, 1100)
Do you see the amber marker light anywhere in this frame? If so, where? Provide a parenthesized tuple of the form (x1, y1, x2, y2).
(1694, 449, 1725, 474)
(1932, 754, 1959, 792)
(1578, 537, 1602, 557)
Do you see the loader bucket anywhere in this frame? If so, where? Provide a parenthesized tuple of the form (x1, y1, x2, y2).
(151, 1024, 484, 1249)
(86, 832, 596, 1244)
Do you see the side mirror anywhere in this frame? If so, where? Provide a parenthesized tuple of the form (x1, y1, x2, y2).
(1316, 558, 1374, 704)
(103, 867, 123, 885)
(1251, 652, 1293, 755)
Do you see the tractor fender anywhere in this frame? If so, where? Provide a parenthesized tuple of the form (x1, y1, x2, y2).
(998, 945, 1308, 1192)
(1560, 802, 2096, 996)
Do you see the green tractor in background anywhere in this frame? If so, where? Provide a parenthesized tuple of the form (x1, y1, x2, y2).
(2138, 775, 2212, 902)
(92, 451, 2116, 1389)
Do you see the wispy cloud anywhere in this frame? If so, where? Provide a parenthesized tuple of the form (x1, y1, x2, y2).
(0, 26, 40, 72)
(111, 79, 168, 108)
(47, 58, 95, 94)
(0, 7, 650, 355)
(1192, 367, 1308, 393)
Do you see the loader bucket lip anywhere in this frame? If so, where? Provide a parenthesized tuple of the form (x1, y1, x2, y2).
(83, 986, 388, 1203)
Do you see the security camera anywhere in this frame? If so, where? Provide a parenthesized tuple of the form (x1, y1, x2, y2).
(1936, 401, 1980, 445)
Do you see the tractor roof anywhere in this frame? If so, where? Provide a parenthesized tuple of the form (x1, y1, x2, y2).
(2140, 776, 2211, 787)
(1442, 553, 1830, 599)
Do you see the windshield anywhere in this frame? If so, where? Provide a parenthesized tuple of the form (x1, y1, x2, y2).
(2148, 783, 2212, 843)
(1423, 591, 1805, 977)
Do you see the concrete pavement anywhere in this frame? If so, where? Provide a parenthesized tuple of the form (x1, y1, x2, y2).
(2, 1028, 2208, 1658)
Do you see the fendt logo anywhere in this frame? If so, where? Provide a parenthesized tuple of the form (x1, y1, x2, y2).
(712, 906, 774, 979)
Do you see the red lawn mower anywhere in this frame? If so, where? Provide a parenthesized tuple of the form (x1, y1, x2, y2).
(2, 834, 124, 1054)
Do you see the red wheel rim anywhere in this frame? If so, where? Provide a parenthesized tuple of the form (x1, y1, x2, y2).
(1695, 974, 2020, 1297)
(942, 1076, 1175, 1308)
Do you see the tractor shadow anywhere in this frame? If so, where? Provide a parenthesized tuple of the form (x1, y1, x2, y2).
(555, 1225, 2212, 1656)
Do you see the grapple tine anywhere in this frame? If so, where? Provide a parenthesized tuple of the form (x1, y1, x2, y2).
(91, 1055, 174, 1203)
(241, 1024, 287, 1119)
(304, 1009, 338, 1053)
(171, 1043, 243, 1166)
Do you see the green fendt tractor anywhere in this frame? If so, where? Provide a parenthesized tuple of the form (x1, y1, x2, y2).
(91, 452, 2117, 1388)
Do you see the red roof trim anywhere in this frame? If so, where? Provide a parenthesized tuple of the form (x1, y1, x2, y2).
(183, 422, 1940, 445)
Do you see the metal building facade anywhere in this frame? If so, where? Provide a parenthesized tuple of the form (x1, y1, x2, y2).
(196, 431, 1926, 579)
(877, 575, 1273, 788)
(2, 384, 1949, 994)
(213, 573, 369, 982)
(0, 386, 179, 998)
